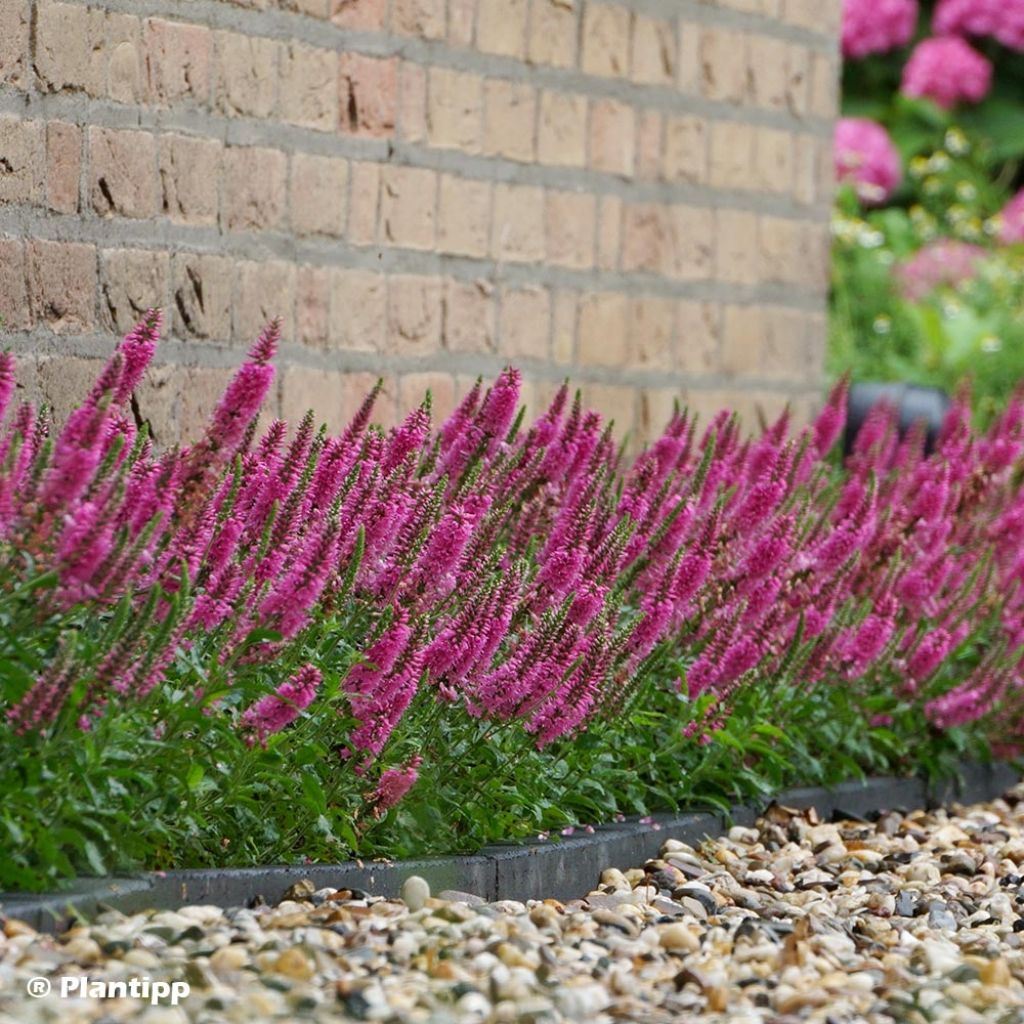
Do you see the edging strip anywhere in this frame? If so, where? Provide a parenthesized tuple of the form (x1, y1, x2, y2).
(4, 761, 1019, 934)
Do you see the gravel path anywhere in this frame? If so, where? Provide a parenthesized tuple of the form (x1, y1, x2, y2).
(4, 789, 1024, 1023)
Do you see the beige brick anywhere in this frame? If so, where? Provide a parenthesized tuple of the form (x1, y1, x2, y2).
(289, 0, 330, 16)
(215, 31, 279, 118)
(438, 175, 491, 257)
(545, 191, 596, 270)
(552, 290, 577, 364)
(100, 249, 169, 334)
(106, 13, 143, 103)
(348, 162, 381, 245)
(635, 111, 662, 181)
(631, 15, 676, 86)
(34, 1, 105, 95)
(331, 0, 388, 30)
(339, 54, 398, 136)
(131, 363, 176, 444)
(380, 165, 437, 250)
(810, 52, 838, 119)
(817, 137, 834, 205)
(483, 80, 536, 162)
(0, 0, 29, 88)
(447, 0, 476, 47)
(590, 99, 635, 177)
(442, 278, 496, 353)
(783, 0, 829, 31)
(398, 372, 457, 423)
(172, 253, 233, 340)
(296, 265, 330, 348)
(748, 35, 788, 111)
(27, 239, 96, 333)
(428, 68, 483, 152)
(159, 134, 220, 225)
(758, 215, 800, 286)
(477, 0, 528, 58)
(663, 115, 707, 185)
(234, 260, 296, 343)
(700, 27, 748, 104)
(499, 286, 550, 361)
(578, 292, 629, 368)
(538, 91, 587, 168)
(597, 195, 623, 272)
(709, 121, 755, 191)
(671, 206, 714, 281)
(786, 44, 810, 116)
(492, 185, 545, 263)
(628, 296, 675, 371)
(328, 268, 387, 351)
(222, 146, 287, 232)
(716, 209, 759, 286)
(0, 116, 44, 205)
(387, 275, 442, 354)
(721, 304, 763, 377)
(581, 5, 630, 78)
(279, 42, 337, 131)
(528, 0, 577, 68)
(290, 153, 349, 237)
(754, 128, 794, 196)
(0, 240, 30, 331)
(639, 388, 684, 445)
(584, 382, 636, 436)
(89, 127, 158, 219)
(677, 20, 700, 94)
(279, 366, 350, 435)
(793, 134, 817, 205)
(144, 18, 212, 106)
(621, 204, 674, 276)
(391, 0, 445, 39)
(676, 300, 720, 375)
(762, 306, 810, 381)
(179, 367, 234, 444)
(398, 61, 427, 143)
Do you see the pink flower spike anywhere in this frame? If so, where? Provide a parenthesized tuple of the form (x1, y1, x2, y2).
(372, 756, 422, 816)
(241, 664, 321, 745)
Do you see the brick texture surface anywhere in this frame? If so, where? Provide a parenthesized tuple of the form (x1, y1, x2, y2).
(0, 0, 840, 446)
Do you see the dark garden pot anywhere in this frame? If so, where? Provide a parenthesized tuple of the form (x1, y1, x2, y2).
(845, 381, 951, 456)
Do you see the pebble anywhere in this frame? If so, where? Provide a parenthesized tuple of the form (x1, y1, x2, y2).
(6, 789, 1024, 1022)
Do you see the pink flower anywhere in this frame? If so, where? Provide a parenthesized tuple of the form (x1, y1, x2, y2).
(998, 189, 1024, 245)
(842, 0, 918, 58)
(372, 756, 422, 816)
(241, 664, 321, 744)
(934, 0, 1024, 52)
(901, 36, 992, 110)
(907, 629, 953, 684)
(834, 118, 902, 205)
(897, 240, 987, 300)
(0, 352, 15, 424)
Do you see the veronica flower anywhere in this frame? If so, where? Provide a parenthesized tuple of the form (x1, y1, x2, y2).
(371, 756, 423, 816)
(241, 664, 321, 746)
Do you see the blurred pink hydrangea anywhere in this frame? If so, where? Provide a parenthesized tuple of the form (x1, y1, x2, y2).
(901, 36, 993, 109)
(834, 118, 902, 205)
(842, 0, 919, 58)
(897, 239, 987, 301)
(998, 189, 1024, 244)
(934, 0, 1024, 52)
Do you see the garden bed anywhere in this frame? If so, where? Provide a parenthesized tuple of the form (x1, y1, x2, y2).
(4, 761, 1017, 934)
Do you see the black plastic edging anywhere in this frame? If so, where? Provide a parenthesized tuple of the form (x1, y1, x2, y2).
(2, 760, 1018, 934)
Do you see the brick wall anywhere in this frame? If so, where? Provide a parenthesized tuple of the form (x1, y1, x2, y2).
(0, 0, 840, 445)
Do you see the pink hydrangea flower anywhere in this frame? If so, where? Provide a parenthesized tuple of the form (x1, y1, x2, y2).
(834, 118, 902, 205)
(934, 0, 1024, 52)
(998, 188, 1024, 244)
(901, 36, 993, 109)
(842, 0, 918, 58)
(897, 239, 987, 300)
